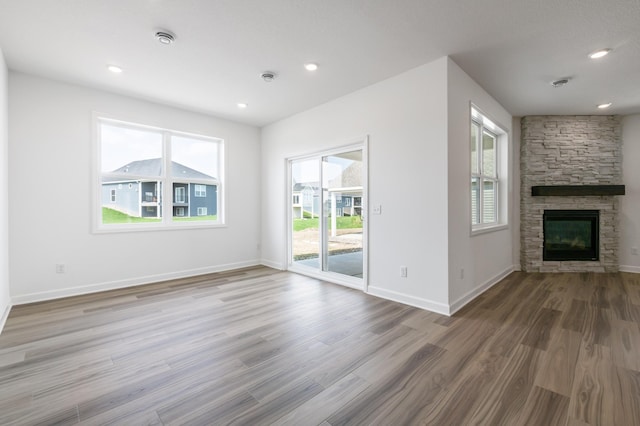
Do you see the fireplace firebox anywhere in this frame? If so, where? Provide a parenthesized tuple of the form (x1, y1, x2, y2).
(543, 210, 599, 261)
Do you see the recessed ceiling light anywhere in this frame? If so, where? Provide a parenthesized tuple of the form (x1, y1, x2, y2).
(550, 78, 569, 88)
(589, 48, 612, 59)
(155, 31, 175, 45)
(237, 103, 248, 109)
(261, 72, 276, 82)
(107, 65, 123, 73)
(597, 102, 612, 109)
(304, 63, 318, 71)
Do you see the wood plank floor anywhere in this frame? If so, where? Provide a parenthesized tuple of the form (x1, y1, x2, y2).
(1, 267, 639, 425)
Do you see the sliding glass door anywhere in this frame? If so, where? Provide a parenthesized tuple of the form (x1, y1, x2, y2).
(289, 143, 366, 289)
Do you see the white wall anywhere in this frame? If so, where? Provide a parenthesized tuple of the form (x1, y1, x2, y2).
(620, 114, 640, 272)
(261, 58, 451, 313)
(9, 72, 261, 303)
(446, 59, 514, 311)
(0, 49, 10, 330)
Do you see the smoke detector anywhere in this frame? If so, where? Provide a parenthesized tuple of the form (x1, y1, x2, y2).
(155, 31, 175, 45)
(551, 78, 570, 88)
(261, 72, 276, 82)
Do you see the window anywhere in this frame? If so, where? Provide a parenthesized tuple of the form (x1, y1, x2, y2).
(175, 186, 186, 203)
(471, 106, 508, 231)
(292, 194, 300, 205)
(96, 117, 223, 231)
(194, 184, 206, 197)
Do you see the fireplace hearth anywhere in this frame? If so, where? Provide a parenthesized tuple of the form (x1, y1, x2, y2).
(543, 210, 599, 261)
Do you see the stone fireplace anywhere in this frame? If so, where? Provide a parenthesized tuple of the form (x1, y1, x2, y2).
(520, 116, 623, 272)
(543, 210, 599, 261)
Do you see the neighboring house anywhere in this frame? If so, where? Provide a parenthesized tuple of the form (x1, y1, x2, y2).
(292, 182, 320, 219)
(335, 194, 362, 217)
(292, 161, 363, 220)
(102, 158, 217, 218)
(328, 161, 363, 217)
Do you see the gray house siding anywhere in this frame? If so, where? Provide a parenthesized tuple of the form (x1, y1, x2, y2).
(189, 184, 217, 216)
(101, 159, 217, 219)
(102, 182, 141, 217)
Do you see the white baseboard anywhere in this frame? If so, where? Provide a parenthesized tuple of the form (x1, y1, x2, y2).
(366, 285, 451, 316)
(260, 259, 286, 270)
(512, 263, 522, 272)
(11, 260, 261, 305)
(619, 265, 640, 274)
(0, 303, 11, 335)
(449, 265, 515, 315)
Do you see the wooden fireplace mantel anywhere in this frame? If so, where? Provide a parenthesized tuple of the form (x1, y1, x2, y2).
(531, 185, 625, 197)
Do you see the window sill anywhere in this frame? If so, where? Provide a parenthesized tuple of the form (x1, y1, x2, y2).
(471, 223, 508, 237)
(93, 222, 227, 234)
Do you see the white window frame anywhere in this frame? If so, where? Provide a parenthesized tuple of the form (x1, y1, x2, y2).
(94, 115, 224, 233)
(110, 189, 116, 203)
(470, 105, 509, 235)
(197, 207, 207, 216)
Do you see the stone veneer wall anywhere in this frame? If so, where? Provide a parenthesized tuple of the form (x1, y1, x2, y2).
(521, 116, 622, 272)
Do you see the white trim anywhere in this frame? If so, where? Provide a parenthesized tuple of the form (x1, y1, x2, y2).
(367, 285, 451, 316)
(0, 303, 11, 335)
(619, 265, 640, 274)
(471, 223, 509, 236)
(512, 263, 522, 272)
(93, 222, 227, 234)
(288, 265, 363, 290)
(260, 259, 286, 270)
(449, 265, 514, 314)
(285, 137, 369, 292)
(362, 136, 369, 292)
(11, 260, 260, 305)
(92, 113, 224, 233)
(285, 137, 369, 162)
(469, 103, 510, 236)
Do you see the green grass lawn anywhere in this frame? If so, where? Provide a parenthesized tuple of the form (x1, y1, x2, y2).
(102, 208, 161, 224)
(293, 215, 362, 232)
(102, 208, 217, 224)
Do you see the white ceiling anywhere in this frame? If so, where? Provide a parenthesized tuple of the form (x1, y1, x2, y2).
(0, 0, 638, 127)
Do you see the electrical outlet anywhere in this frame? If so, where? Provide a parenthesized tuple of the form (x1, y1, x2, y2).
(632, 247, 639, 256)
(55, 264, 65, 274)
(372, 205, 382, 215)
(400, 266, 407, 277)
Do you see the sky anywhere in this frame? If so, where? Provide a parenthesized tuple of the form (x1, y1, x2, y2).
(100, 123, 219, 178)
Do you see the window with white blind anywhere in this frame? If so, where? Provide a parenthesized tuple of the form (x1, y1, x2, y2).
(471, 106, 508, 233)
